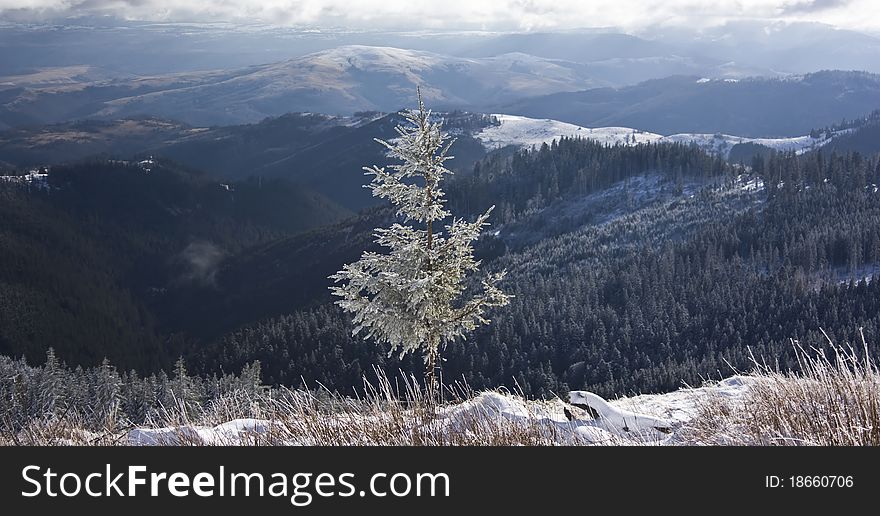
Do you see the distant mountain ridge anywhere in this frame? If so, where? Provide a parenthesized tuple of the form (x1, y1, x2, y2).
(4, 60, 877, 139)
(497, 71, 880, 137)
(0, 45, 610, 128)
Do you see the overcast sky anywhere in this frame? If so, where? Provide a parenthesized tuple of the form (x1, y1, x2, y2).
(0, 0, 878, 34)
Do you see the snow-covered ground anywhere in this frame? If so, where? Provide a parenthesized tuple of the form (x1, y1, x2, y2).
(434, 376, 751, 445)
(128, 419, 280, 446)
(475, 114, 842, 159)
(127, 376, 752, 446)
(736, 174, 765, 192)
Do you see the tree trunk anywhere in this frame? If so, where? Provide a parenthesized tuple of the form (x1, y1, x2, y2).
(425, 344, 439, 402)
(426, 184, 433, 268)
(424, 172, 437, 403)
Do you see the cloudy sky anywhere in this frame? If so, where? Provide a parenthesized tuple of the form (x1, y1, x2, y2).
(0, 0, 877, 33)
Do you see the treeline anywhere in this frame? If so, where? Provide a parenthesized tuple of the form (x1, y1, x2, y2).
(809, 109, 880, 138)
(0, 349, 263, 433)
(755, 149, 880, 197)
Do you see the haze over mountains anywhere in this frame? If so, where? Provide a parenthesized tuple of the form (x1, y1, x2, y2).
(0, 46, 609, 127)
(2, 20, 880, 133)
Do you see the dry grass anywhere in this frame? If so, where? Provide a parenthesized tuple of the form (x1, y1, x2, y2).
(685, 330, 880, 445)
(0, 371, 603, 446)
(6, 332, 879, 446)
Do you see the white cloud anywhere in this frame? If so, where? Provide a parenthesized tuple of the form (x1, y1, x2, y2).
(0, 0, 877, 33)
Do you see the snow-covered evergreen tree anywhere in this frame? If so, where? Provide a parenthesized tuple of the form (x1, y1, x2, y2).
(330, 90, 510, 390)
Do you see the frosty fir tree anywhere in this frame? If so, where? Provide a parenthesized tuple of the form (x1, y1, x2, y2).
(330, 91, 510, 391)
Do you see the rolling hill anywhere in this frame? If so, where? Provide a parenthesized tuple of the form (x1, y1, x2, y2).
(0, 46, 607, 128)
(0, 111, 492, 211)
(472, 114, 841, 158)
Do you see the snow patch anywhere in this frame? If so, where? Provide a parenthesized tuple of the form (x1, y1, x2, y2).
(737, 174, 765, 192)
(128, 418, 278, 446)
(0, 169, 50, 190)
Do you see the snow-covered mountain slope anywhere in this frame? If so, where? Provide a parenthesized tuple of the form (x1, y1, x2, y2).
(475, 114, 663, 149)
(127, 376, 751, 446)
(476, 114, 841, 158)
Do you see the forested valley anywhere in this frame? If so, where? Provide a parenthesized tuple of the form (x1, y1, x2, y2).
(4, 124, 880, 401)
